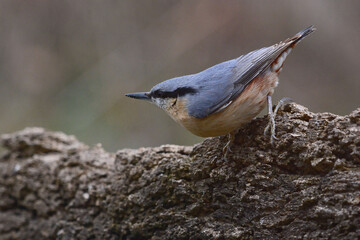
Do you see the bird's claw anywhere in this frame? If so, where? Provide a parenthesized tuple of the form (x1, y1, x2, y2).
(264, 96, 293, 144)
(222, 131, 236, 160)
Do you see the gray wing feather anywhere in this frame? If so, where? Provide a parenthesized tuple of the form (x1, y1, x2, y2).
(187, 42, 291, 119)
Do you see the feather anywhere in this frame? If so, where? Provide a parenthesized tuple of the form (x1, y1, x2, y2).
(186, 26, 315, 118)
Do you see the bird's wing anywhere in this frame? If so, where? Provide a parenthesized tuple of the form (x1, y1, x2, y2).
(186, 44, 289, 119)
(187, 26, 315, 119)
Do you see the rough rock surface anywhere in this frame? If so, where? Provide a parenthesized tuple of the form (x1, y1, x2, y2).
(0, 103, 360, 240)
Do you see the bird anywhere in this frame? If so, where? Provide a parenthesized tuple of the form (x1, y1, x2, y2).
(126, 25, 316, 156)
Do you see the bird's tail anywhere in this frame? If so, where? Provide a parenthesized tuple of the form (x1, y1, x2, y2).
(270, 25, 316, 73)
(289, 25, 316, 45)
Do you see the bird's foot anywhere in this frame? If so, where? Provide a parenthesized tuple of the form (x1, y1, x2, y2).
(264, 97, 293, 144)
(222, 131, 236, 160)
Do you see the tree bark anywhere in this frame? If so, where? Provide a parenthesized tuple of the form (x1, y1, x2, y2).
(1, 103, 360, 239)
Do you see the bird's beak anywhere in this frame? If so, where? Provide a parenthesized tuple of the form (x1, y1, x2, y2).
(125, 92, 151, 101)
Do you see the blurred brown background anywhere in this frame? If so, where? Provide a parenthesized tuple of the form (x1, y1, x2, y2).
(0, 0, 359, 152)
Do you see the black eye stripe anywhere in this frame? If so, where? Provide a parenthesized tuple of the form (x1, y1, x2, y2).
(152, 87, 197, 98)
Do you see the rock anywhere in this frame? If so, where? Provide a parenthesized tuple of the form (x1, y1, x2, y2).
(0, 103, 359, 239)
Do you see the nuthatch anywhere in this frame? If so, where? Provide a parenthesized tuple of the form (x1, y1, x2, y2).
(126, 26, 315, 154)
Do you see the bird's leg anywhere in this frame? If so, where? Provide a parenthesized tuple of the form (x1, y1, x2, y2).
(222, 130, 236, 159)
(264, 96, 293, 144)
(273, 97, 293, 117)
(264, 95, 277, 144)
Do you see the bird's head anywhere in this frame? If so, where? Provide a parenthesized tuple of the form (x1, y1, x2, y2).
(125, 77, 197, 114)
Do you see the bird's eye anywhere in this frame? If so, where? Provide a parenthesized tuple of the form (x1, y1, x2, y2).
(152, 87, 197, 99)
(152, 90, 168, 98)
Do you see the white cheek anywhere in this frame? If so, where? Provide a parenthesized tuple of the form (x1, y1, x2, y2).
(152, 98, 167, 110)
